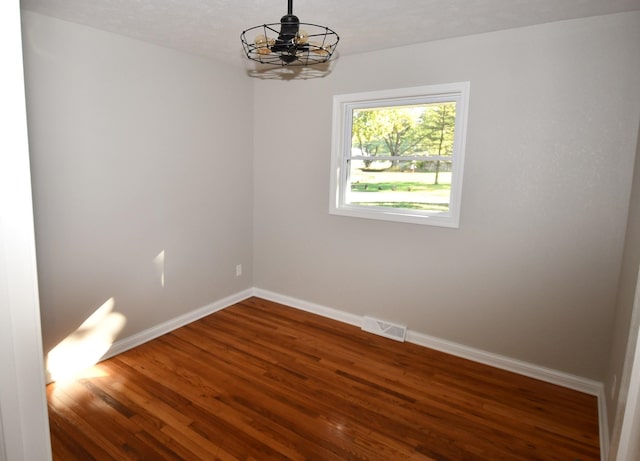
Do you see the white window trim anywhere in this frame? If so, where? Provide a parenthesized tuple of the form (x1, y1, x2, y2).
(330, 82, 470, 228)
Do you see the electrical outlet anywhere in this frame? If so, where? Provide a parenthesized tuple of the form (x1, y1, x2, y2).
(235, 264, 242, 277)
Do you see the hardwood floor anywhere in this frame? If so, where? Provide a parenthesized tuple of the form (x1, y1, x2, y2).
(47, 297, 600, 460)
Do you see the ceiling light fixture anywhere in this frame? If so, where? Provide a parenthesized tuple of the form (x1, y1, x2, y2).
(240, 0, 339, 66)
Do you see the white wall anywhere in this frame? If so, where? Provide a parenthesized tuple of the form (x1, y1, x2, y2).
(253, 12, 640, 380)
(21, 11, 254, 357)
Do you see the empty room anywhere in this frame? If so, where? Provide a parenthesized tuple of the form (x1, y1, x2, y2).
(2, 0, 640, 460)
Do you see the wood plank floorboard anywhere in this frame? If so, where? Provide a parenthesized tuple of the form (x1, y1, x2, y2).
(46, 297, 600, 460)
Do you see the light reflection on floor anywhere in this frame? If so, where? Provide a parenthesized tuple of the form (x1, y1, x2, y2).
(46, 297, 126, 383)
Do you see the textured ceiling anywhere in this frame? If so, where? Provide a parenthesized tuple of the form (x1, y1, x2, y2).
(20, 0, 640, 67)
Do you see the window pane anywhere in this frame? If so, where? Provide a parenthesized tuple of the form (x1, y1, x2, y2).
(346, 160, 451, 212)
(351, 102, 456, 160)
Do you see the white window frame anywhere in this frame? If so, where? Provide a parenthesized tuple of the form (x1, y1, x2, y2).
(330, 82, 470, 227)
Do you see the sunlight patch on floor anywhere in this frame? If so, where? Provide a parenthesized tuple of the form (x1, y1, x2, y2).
(46, 297, 126, 383)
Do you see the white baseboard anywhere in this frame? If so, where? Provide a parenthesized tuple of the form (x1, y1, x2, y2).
(252, 287, 609, 460)
(76, 286, 609, 460)
(405, 328, 609, 461)
(104, 288, 254, 360)
(252, 288, 363, 327)
(406, 329, 603, 395)
(598, 387, 610, 461)
(254, 288, 602, 392)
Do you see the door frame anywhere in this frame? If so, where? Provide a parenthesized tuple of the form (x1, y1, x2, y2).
(0, 2, 52, 460)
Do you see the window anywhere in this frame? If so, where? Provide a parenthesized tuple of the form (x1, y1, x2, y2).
(330, 82, 470, 227)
